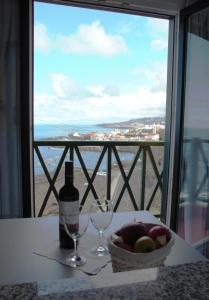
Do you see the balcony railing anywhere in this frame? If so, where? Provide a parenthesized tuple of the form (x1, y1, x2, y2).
(33, 141, 164, 217)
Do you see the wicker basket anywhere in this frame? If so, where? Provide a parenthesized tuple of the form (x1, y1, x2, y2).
(107, 223, 175, 272)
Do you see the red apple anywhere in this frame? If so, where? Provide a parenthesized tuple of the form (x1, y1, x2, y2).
(148, 225, 170, 246)
(120, 222, 148, 245)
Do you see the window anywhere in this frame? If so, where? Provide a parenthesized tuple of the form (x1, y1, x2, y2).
(33, 1, 169, 217)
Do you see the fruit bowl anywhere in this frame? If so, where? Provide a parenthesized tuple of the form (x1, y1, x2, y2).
(107, 222, 174, 272)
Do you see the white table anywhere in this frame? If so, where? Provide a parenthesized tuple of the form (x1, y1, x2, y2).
(0, 211, 207, 285)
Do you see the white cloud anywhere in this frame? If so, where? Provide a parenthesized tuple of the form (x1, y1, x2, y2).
(151, 39, 168, 51)
(103, 84, 119, 96)
(34, 73, 165, 125)
(34, 23, 52, 53)
(87, 85, 105, 97)
(51, 73, 77, 98)
(34, 21, 127, 56)
(133, 62, 167, 93)
(116, 20, 135, 34)
(147, 18, 168, 52)
(59, 21, 127, 56)
(147, 18, 169, 34)
(87, 84, 119, 97)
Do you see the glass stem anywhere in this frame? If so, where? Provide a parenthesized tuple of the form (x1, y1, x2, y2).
(73, 238, 79, 258)
(98, 230, 104, 247)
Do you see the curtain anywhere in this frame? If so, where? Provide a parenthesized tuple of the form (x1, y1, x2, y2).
(0, 0, 23, 218)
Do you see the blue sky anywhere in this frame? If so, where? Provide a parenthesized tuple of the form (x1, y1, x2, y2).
(34, 2, 169, 125)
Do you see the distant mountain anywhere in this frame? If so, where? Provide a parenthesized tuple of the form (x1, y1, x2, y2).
(98, 117, 165, 128)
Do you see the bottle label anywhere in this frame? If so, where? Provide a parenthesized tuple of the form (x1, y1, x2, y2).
(59, 201, 79, 226)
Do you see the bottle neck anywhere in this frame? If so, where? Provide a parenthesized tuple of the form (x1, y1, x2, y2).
(65, 162, 73, 186)
(65, 174, 73, 185)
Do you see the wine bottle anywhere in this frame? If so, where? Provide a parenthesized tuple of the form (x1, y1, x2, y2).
(59, 161, 79, 249)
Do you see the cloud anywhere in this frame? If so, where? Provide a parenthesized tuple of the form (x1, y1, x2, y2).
(34, 23, 52, 53)
(147, 18, 169, 35)
(51, 73, 77, 98)
(87, 84, 119, 97)
(34, 73, 165, 125)
(116, 20, 135, 34)
(147, 18, 168, 52)
(87, 85, 105, 97)
(133, 62, 167, 92)
(59, 21, 127, 56)
(151, 39, 168, 51)
(34, 21, 127, 56)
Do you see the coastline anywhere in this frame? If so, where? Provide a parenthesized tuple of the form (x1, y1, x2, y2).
(34, 123, 164, 216)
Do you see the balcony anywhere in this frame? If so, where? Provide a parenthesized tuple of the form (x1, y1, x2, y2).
(33, 140, 164, 218)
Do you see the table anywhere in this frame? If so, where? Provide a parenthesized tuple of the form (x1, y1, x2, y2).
(0, 211, 207, 286)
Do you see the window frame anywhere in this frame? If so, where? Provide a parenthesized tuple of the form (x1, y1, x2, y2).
(20, 0, 34, 217)
(29, 0, 176, 221)
(168, 0, 209, 231)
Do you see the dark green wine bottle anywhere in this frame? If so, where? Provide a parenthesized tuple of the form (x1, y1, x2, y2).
(59, 161, 79, 249)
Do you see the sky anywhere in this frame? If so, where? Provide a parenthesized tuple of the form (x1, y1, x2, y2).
(34, 2, 169, 125)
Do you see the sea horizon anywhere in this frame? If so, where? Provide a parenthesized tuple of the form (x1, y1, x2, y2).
(34, 123, 115, 140)
(34, 123, 133, 175)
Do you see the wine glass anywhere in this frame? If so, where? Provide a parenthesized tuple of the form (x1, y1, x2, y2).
(90, 198, 113, 256)
(62, 206, 89, 268)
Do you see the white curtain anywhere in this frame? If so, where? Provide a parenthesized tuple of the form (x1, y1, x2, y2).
(0, 0, 23, 217)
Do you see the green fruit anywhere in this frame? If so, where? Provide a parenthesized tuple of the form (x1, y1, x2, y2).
(134, 236, 156, 253)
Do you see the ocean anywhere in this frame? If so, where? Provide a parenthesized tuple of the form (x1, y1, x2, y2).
(34, 124, 113, 140)
(34, 124, 134, 175)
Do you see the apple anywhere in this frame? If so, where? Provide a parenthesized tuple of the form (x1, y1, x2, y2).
(148, 225, 170, 246)
(120, 222, 148, 245)
(134, 236, 156, 253)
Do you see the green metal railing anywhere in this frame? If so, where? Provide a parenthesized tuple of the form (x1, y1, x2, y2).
(33, 141, 164, 217)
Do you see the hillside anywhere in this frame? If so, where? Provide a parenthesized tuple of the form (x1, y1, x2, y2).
(98, 117, 165, 129)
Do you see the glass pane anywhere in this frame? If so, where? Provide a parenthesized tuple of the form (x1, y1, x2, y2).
(33, 1, 169, 217)
(177, 7, 209, 258)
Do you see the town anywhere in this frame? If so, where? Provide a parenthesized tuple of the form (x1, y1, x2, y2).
(68, 122, 165, 142)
